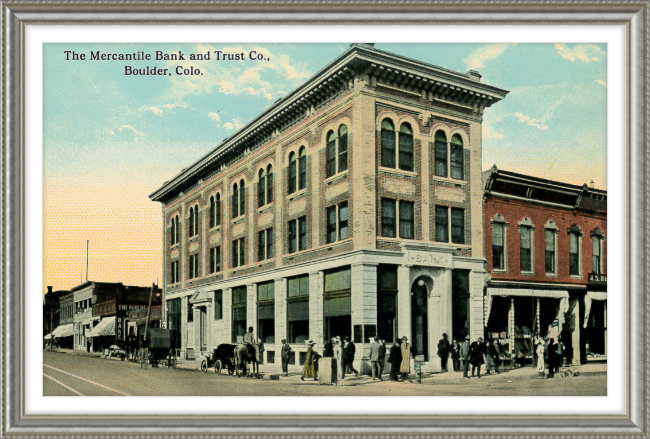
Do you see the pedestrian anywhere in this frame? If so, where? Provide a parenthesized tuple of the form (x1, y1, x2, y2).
(469, 337, 486, 378)
(322, 338, 334, 358)
(485, 339, 499, 374)
(536, 338, 546, 378)
(387, 339, 403, 381)
(556, 337, 565, 372)
(301, 340, 317, 381)
(257, 338, 265, 365)
(460, 335, 471, 378)
(378, 338, 387, 379)
(452, 339, 460, 372)
(342, 336, 358, 378)
(400, 336, 411, 382)
(369, 337, 381, 380)
(333, 337, 343, 380)
(280, 338, 292, 377)
(547, 338, 556, 378)
(437, 333, 451, 372)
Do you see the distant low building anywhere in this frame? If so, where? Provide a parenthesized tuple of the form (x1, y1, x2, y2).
(43, 286, 71, 347)
(483, 166, 607, 366)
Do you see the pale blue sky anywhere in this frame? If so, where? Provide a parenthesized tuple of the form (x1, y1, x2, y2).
(43, 43, 607, 290)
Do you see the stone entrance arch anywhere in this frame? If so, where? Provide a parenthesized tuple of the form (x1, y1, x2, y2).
(411, 275, 434, 361)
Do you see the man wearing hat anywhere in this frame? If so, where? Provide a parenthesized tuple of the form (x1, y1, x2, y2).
(280, 338, 292, 377)
(369, 337, 382, 380)
(469, 337, 486, 378)
(342, 336, 358, 379)
(460, 335, 471, 378)
(437, 333, 451, 372)
(243, 326, 257, 363)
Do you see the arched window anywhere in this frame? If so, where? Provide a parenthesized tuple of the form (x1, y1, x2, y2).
(232, 183, 239, 218)
(326, 131, 337, 178)
(258, 168, 266, 208)
(266, 164, 274, 203)
(434, 131, 448, 177)
(189, 206, 195, 237)
(215, 193, 221, 226)
(288, 152, 297, 194)
(381, 119, 396, 168)
(450, 134, 464, 180)
(398, 123, 413, 171)
(209, 196, 216, 228)
(298, 147, 307, 190)
(239, 179, 246, 215)
(338, 125, 348, 173)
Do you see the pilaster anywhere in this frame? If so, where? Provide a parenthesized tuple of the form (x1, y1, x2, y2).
(275, 278, 287, 350)
(397, 265, 411, 342)
(469, 269, 486, 341)
(308, 271, 324, 344)
(247, 283, 256, 336)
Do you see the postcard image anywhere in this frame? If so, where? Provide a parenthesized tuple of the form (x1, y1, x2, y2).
(42, 42, 607, 397)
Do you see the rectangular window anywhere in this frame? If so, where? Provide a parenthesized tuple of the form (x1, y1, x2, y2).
(520, 227, 532, 272)
(326, 141, 337, 178)
(257, 281, 275, 344)
(326, 206, 337, 244)
(298, 216, 307, 251)
(232, 287, 247, 343)
(338, 134, 348, 173)
(287, 275, 309, 344)
(399, 201, 414, 239)
(381, 198, 396, 238)
(545, 230, 556, 274)
(258, 230, 266, 262)
(232, 238, 245, 268)
(287, 275, 309, 298)
(377, 264, 398, 343)
(339, 202, 349, 240)
(188, 254, 199, 279)
(451, 208, 465, 244)
(398, 133, 413, 171)
(570, 233, 580, 276)
(435, 141, 448, 177)
(288, 219, 298, 253)
(492, 224, 504, 270)
(593, 237, 602, 274)
(209, 246, 221, 274)
(214, 290, 223, 320)
(266, 228, 274, 259)
(170, 260, 180, 284)
(450, 144, 464, 180)
(435, 206, 449, 242)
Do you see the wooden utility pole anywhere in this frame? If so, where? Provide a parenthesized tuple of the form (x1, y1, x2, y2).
(144, 283, 156, 343)
(50, 306, 54, 351)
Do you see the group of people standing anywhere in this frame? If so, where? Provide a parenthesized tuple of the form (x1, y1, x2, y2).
(536, 336, 566, 378)
(294, 335, 360, 381)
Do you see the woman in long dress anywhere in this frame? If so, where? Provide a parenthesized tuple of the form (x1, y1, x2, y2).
(399, 336, 411, 382)
(536, 338, 546, 378)
(333, 337, 343, 380)
(301, 341, 317, 381)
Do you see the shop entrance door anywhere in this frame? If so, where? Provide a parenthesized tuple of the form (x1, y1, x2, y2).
(199, 307, 207, 352)
(411, 281, 429, 361)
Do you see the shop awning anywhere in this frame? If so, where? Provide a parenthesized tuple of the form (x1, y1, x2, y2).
(584, 291, 607, 328)
(52, 323, 74, 338)
(44, 333, 52, 340)
(485, 288, 569, 325)
(88, 316, 115, 337)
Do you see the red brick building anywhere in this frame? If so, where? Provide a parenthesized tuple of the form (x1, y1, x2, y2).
(483, 166, 607, 365)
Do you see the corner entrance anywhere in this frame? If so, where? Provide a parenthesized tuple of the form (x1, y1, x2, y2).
(411, 279, 429, 361)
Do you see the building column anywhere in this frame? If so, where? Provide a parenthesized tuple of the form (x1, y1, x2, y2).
(180, 298, 188, 354)
(275, 278, 287, 357)
(397, 265, 411, 344)
(469, 269, 486, 342)
(428, 269, 448, 371)
(351, 263, 377, 375)
(223, 287, 232, 344)
(193, 306, 201, 353)
(309, 271, 323, 344)
(247, 283, 256, 337)
(570, 296, 581, 365)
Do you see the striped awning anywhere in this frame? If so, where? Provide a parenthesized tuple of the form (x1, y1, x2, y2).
(89, 316, 116, 337)
(52, 323, 74, 338)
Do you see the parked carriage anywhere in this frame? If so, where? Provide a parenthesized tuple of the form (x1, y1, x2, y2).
(200, 343, 237, 375)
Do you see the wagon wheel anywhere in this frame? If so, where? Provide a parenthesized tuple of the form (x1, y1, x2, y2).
(200, 359, 208, 373)
(214, 360, 223, 375)
(227, 362, 235, 375)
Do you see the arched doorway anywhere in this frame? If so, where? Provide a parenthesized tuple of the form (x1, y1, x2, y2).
(411, 278, 429, 361)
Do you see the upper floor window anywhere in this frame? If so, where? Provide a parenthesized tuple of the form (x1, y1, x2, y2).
(326, 201, 349, 244)
(450, 134, 464, 180)
(381, 119, 396, 168)
(170, 260, 180, 284)
(288, 216, 307, 254)
(188, 205, 199, 237)
(451, 208, 465, 244)
(209, 246, 221, 274)
(435, 206, 449, 242)
(518, 218, 535, 274)
(258, 168, 267, 208)
(381, 198, 397, 238)
(258, 227, 274, 261)
(591, 228, 605, 275)
(381, 119, 414, 171)
(209, 194, 221, 228)
(326, 125, 349, 178)
(399, 201, 415, 240)
(434, 131, 448, 177)
(170, 215, 180, 245)
(266, 164, 274, 203)
(232, 179, 246, 218)
(492, 221, 506, 270)
(289, 148, 307, 195)
(232, 237, 246, 268)
(188, 253, 199, 279)
(545, 220, 559, 275)
(398, 123, 414, 171)
(568, 224, 583, 277)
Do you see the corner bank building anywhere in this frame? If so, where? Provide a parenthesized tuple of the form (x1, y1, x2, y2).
(150, 44, 509, 373)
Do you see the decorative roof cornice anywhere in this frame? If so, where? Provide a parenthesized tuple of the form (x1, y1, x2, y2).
(150, 44, 509, 203)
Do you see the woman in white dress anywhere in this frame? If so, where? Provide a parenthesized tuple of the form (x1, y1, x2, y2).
(536, 338, 546, 378)
(333, 337, 343, 380)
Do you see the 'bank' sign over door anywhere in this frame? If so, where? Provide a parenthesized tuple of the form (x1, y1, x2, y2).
(406, 251, 452, 268)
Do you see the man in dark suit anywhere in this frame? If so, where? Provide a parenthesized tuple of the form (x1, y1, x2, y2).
(378, 339, 387, 379)
(437, 333, 451, 372)
(280, 338, 292, 377)
(387, 339, 403, 382)
(342, 336, 358, 379)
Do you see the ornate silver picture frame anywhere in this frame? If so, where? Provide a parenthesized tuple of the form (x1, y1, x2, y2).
(3, 1, 646, 436)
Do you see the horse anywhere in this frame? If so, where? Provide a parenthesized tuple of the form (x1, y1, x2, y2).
(233, 344, 259, 377)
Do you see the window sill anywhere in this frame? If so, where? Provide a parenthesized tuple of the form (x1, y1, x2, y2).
(231, 216, 247, 225)
(188, 235, 199, 243)
(432, 176, 468, 186)
(545, 273, 559, 278)
(520, 271, 535, 276)
(491, 269, 509, 274)
(209, 225, 222, 233)
(378, 167, 417, 178)
(324, 170, 350, 185)
(570, 275, 584, 280)
(287, 189, 307, 201)
(257, 203, 275, 214)
(170, 243, 180, 250)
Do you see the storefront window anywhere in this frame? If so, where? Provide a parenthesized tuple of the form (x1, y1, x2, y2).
(323, 267, 352, 342)
(287, 275, 309, 344)
(377, 264, 398, 343)
(166, 298, 181, 349)
(257, 281, 275, 344)
(232, 287, 247, 343)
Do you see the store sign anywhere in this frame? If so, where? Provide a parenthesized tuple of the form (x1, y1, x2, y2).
(117, 304, 148, 312)
(588, 273, 607, 285)
(406, 251, 452, 268)
(116, 316, 123, 340)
